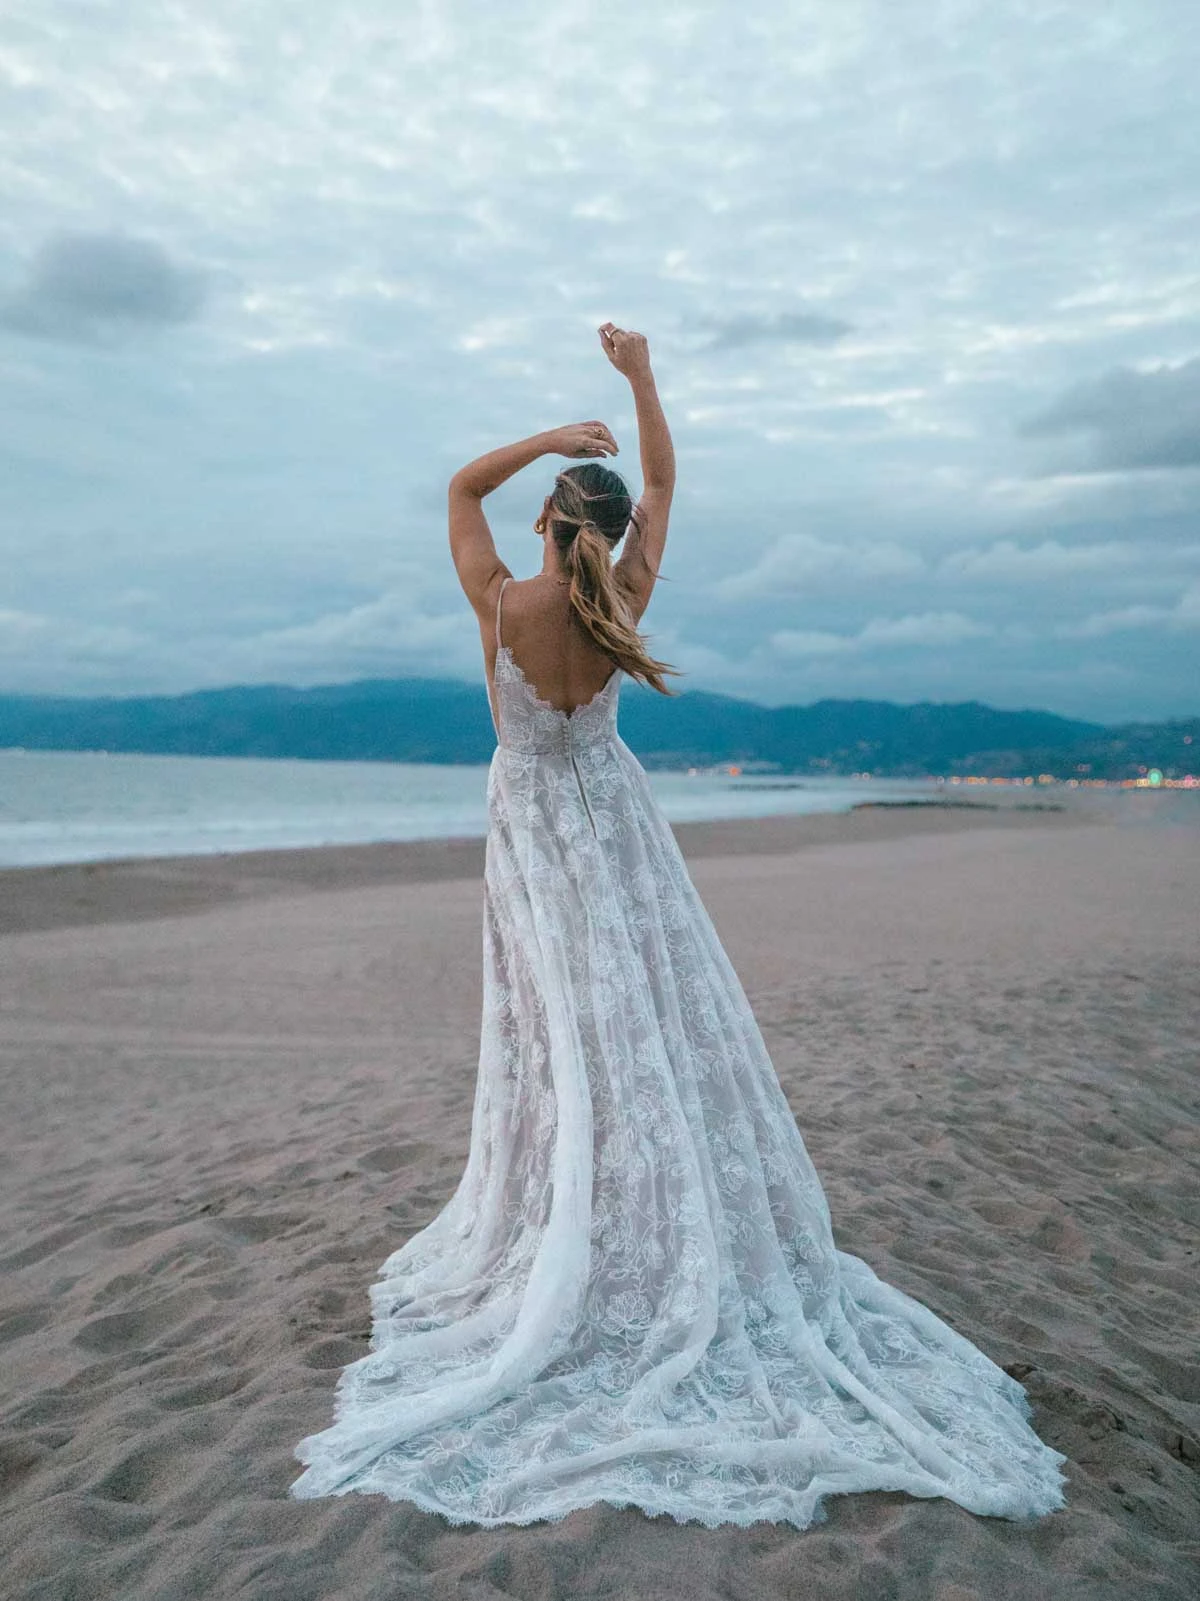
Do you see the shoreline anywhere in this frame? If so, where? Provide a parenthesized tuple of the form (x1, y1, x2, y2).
(0, 791, 1111, 938)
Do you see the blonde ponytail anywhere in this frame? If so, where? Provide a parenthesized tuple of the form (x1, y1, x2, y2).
(550, 468, 680, 696)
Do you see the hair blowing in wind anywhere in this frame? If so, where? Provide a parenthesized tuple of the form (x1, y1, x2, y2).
(549, 463, 681, 696)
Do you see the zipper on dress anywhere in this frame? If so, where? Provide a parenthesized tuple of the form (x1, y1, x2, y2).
(569, 748, 598, 838)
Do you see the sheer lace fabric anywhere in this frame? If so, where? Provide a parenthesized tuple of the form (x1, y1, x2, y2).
(290, 597, 1068, 1529)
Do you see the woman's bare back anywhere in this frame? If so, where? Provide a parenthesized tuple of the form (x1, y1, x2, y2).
(485, 576, 618, 716)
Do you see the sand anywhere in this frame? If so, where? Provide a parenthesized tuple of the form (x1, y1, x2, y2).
(0, 789, 1197, 1600)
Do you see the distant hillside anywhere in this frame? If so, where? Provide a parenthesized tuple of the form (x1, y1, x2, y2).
(0, 676, 1195, 781)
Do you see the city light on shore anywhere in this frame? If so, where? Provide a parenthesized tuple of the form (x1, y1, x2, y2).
(938, 773, 1197, 789)
(681, 769, 1198, 787)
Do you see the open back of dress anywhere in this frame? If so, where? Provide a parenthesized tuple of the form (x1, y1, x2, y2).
(290, 583, 1068, 1528)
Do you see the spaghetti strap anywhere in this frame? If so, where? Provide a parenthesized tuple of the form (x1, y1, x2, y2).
(495, 576, 511, 652)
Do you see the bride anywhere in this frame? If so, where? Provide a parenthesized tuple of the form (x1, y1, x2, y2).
(289, 324, 1069, 1529)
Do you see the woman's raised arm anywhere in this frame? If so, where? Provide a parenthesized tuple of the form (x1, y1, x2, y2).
(448, 423, 619, 615)
(600, 326, 674, 620)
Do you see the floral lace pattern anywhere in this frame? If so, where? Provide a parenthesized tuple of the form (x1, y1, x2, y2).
(289, 622, 1069, 1528)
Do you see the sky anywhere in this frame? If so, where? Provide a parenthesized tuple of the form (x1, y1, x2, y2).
(1, 0, 1198, 723)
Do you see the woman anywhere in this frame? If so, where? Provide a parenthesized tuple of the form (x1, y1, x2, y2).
(290, 324, 1068, 1529)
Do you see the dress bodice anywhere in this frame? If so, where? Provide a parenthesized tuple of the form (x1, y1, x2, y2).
(488, 580, 621, 756)
(491, 644, 621, 755)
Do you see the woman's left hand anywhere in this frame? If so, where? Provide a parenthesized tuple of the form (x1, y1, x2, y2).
(543, 421, 619, 459)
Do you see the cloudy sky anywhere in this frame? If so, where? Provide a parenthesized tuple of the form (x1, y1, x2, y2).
(2, 0, 1198, 721)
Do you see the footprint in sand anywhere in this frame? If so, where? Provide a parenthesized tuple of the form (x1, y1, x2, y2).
(73, 1289, 210, 1355)
(0, 1220, 97, 1271)
(0, 1305, 52, 1343)
(85, 1429, 222, 1509)
(356, 1141, 436, 1173)
(209, 1212, 309, 1245)
(0, 1438, 53, 1494)
(301, 1335, 370, 1369)
(155, 1368, 252, 1410)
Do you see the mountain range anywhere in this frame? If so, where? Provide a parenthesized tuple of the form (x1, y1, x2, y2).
(0, 677, 1195, 781)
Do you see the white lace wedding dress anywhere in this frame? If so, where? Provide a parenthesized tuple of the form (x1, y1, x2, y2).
(289, 578, 1069, 1528)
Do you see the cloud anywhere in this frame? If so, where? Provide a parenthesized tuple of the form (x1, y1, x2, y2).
(0, 605, 149, 667)
(717, 534, 925, 599)
(219, 590, 483, 683)
(1, 232, 206, 343)
(1055, 604, 1172, 639)
(682, 310, 853, 353)
(771, 610, 993, 657)
(1017, 357, 1200, 473)
(1056, 582, 1200, 638)
(858, 611, 995, 647)
(937, 538, 1146, 582)
(769, 629, 852, 658)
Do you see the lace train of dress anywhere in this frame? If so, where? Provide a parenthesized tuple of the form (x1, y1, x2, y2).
(289, 579, 1068, 1529)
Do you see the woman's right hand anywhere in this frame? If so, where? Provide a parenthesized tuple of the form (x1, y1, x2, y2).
(542, 421, 619, 459)
(599, 324, 652, 380)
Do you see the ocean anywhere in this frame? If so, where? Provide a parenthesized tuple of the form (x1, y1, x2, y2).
(0, 748, 942, 869)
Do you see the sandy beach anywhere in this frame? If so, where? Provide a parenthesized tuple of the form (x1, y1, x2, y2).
(1, 789, 1197, 1600)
